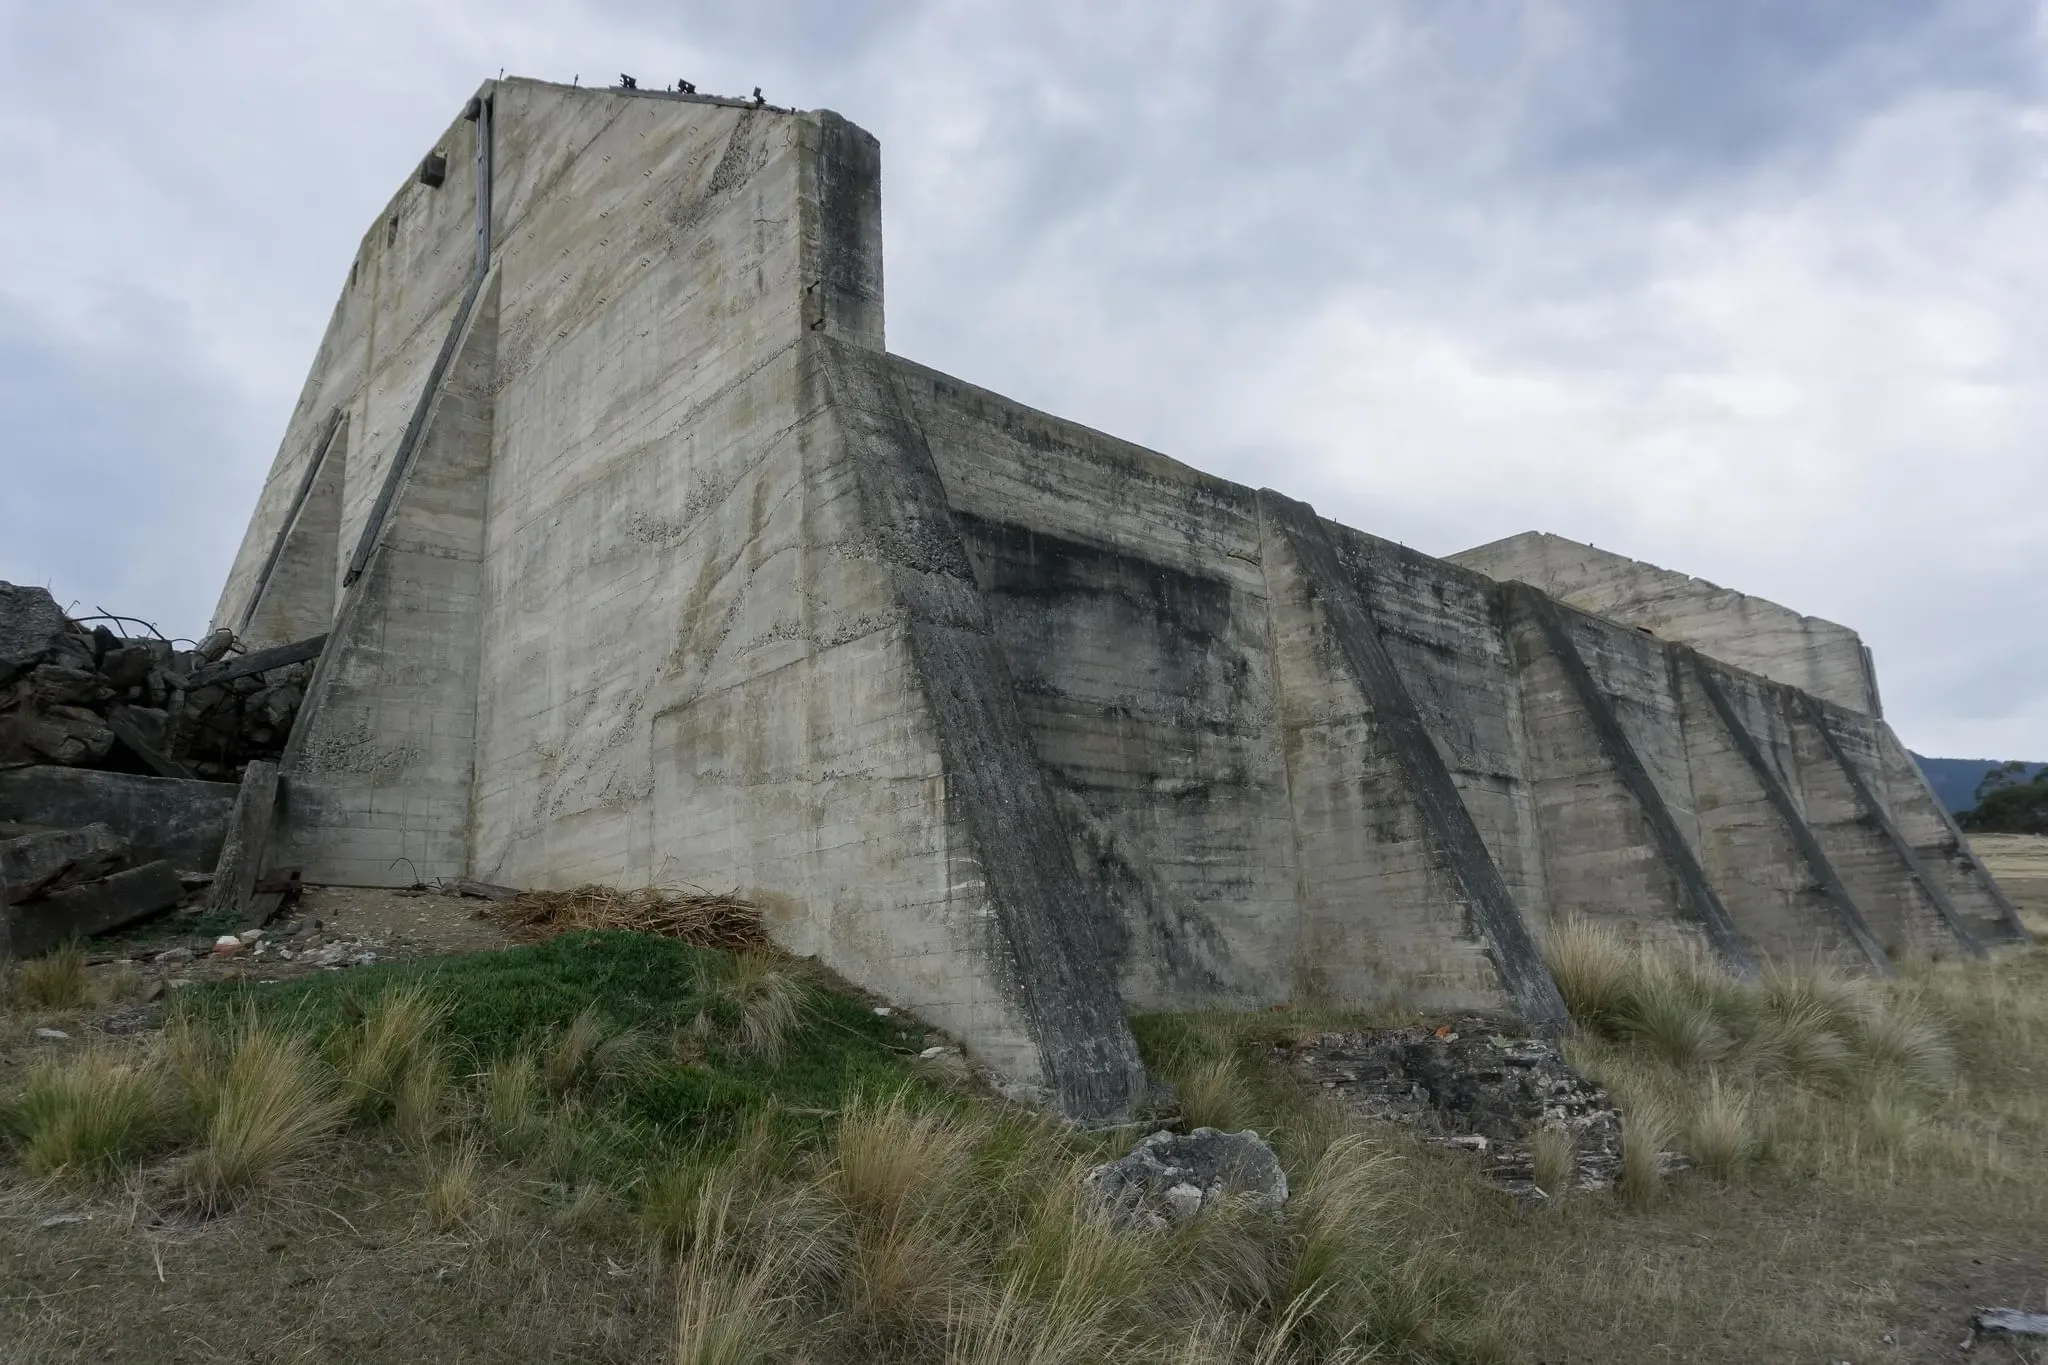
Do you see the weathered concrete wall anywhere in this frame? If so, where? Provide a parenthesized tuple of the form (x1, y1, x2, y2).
(214, 78, 2025, 1116)
(1451, 532, 1882, 715)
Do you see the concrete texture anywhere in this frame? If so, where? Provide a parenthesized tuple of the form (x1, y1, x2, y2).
(210, 78, 2025, 1116)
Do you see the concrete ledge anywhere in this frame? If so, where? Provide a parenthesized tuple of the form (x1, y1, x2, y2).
(0, 767, 236, 871)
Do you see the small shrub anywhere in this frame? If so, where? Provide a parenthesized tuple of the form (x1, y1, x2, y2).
(1530, 1124, 1575, 1201)
(1, 1049, 169, 1179)
(479, 1050, 544, 1157)
(15, 946, 89, 1009)
(179, 1019, 343, 1212)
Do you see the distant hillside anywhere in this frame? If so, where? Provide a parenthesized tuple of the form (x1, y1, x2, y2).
(1912, 753, 2048, 814)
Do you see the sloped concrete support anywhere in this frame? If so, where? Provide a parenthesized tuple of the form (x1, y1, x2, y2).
(279, 273, 500, 886)
(1789, 699, 1982, 957)
(1854, 722, 2030, 945)
(1259, 491, 1565, 1029)
(819, 340, 1148, 1122)
(1508, 585, 1755, 972)
(1687, 656, 1890, 973)
(241, 411, 348, 646)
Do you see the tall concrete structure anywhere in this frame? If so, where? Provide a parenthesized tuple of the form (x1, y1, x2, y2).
(215, 79, 2027, 1120)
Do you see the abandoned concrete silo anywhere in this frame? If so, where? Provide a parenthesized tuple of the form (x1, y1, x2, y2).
(211, 78, 2027, 1121)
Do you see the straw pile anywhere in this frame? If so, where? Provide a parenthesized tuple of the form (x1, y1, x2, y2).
(488, 884, 763, 951)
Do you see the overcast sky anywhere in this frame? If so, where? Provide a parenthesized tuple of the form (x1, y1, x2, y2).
(2, 1, 2043, 758)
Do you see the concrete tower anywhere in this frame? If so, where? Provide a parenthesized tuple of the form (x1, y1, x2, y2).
(216, 79, 2025, 1120)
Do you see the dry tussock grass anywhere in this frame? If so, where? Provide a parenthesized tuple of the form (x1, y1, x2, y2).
(490, 884, 763, 950)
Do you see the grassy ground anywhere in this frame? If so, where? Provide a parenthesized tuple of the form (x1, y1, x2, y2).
(1, 848, 2044, 1363)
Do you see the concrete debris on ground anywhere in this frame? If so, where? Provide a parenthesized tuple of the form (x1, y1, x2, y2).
(1275, 1021, 1628, 1197)
(0, 581, 322, 783)
(1974, 1308, 2048, 1341)
(1084, 1127, 1289, 1230)
(1, 819, 188, 958)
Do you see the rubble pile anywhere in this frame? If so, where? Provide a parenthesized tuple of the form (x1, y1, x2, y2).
(1, 820, 191, 957)
(1275, 1020, 1625, 1198)
(0, 582, 321, 782)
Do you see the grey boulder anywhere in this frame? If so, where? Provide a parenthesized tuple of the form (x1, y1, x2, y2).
(1083, 1127, 1288, 1230)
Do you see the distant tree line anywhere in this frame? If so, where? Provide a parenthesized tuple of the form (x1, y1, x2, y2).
(1959, 761, 2048, 836)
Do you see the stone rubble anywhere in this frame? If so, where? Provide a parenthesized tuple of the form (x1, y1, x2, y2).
(1275, 1020, 1625, 1198)
(0, 581, 317, 782)
(1084, 1127, 1289, 1230)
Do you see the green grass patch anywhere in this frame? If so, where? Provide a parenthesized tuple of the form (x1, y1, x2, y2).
(182, 931, 937, 1168)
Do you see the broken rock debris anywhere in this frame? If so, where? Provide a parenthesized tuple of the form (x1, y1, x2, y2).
(0, 581, 322, 782)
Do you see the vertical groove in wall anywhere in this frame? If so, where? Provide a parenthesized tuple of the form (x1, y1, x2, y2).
(1688, 654, 1893, 974)
(1258, 490, 1566, 1029)
(1799, 698, 1985, 957)
(817, 338, 1148, 1122)
(1512, 585, 1758, 975)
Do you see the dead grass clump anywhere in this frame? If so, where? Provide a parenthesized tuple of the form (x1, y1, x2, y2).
(829, 1095, 989, 1346)
(1, 1048, 170, 1179)
(394, 1044, 452, 1148)
(672, 1192, 805, 1365)
(1686, 1074, 1756, 1180)
(1849, 1002, 1954, 1096)
(337, 983, 447, 1123)
(97, 963, 144, 1005)
(1169, 1054, 1257, 1133)
(1615, 967, 1728, 1069)
(543, 1004, 649, 1098)
(423, 1138, 485, 1229)
(1618, 1097, 1675, 1209)
(942, 1272, 1115, 1365)
(13, 945, 90, 1009)
(1542, 915, 1638, 1030)
(479, 1050, 544, 1157)
(1008, 1165, 1158, 1330)
(179, 1019, 344, 1212)
(1530, 1124, 1575, 1201)
(713, 952, 809, 1063)
(492, 884, 762, 951)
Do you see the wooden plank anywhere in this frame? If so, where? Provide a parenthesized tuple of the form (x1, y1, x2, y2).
(206, 760, 279, 927)
(183, 634, 328, 691)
